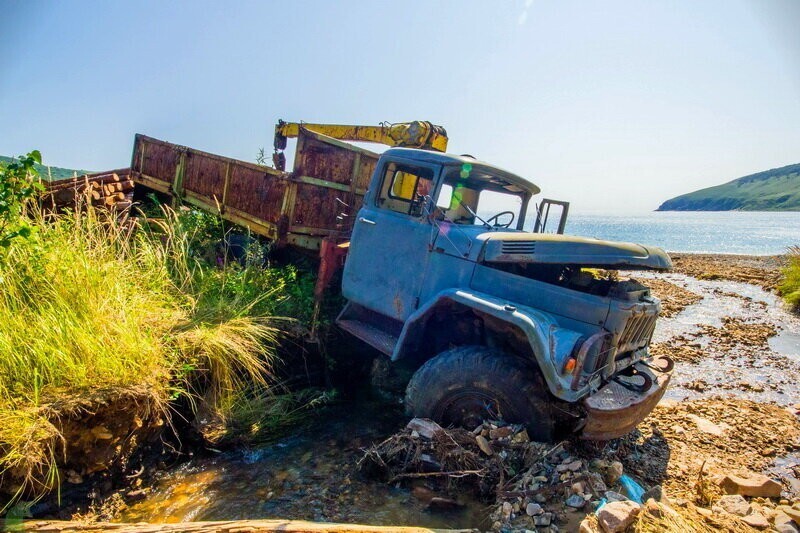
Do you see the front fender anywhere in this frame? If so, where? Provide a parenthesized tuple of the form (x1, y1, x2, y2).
(393, 288, 592, 402)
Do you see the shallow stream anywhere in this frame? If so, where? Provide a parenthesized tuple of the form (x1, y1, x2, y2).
(118, 399, 489, 529)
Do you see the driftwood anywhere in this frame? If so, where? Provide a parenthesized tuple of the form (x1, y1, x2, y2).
(13, 519, 474, 533)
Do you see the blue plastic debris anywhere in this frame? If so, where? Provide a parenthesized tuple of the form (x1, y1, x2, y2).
(619, 474, 646, 503)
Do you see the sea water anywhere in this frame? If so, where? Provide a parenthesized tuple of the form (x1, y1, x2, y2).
(555, 211, 800, 255)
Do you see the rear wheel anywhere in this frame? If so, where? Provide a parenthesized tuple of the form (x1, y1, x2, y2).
(404, 346, 556, 441)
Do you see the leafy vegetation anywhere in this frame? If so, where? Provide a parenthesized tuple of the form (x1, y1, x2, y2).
(0, 155, 90, 182)
(0, 151, 44, 247)
(780, 246, 800, 312)
(0, 157, 321, 506)
(658, 163, 800, 211)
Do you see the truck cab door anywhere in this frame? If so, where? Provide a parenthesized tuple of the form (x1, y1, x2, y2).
(342, 159, 439, 321)
(533, 198, 570, 234)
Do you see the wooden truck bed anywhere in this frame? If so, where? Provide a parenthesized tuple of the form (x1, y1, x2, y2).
(130, 128, 380, 253)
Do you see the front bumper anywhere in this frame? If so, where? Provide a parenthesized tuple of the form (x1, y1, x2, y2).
(580, 355, 673, 440)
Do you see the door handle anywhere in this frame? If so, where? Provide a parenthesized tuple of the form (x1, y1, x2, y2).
(358, 217, 376, 225)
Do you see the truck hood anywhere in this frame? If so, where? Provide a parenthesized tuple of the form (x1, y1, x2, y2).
(477, 232, 672, 270)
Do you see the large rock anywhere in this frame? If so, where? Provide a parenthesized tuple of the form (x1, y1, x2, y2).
(596, 501, 641, 533)
(778, 505, 800, 524)
(775, 512, 800, 533)
(741, 512, 770, 530)
(718, 471, 782, 498)
(712, 494, 751, 517)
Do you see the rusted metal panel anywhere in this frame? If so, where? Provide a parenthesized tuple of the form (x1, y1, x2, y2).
(226, 164, 288, 228)
(136, 136, 180, 186)
(182, 150, 227, 199)
(130, 132, 379, 252)
(290, 129, 380, 234)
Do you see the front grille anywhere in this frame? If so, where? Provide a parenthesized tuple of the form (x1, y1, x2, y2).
(501, 241, 536, 254)
(616, 312, 657, 354)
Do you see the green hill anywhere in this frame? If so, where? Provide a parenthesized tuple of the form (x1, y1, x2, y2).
(0, 155, 91, 182)
(657, 163, 800, 211)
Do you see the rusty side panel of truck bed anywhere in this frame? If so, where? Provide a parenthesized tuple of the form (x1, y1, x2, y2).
(130, 129, 379, 252)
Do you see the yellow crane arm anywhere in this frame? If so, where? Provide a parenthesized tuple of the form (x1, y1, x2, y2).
(272, 120, 448, 170)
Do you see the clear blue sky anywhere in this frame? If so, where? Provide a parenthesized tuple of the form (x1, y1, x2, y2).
(2, 1, 798, 213)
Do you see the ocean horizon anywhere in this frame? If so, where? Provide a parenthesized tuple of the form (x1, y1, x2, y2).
(554, 211, 800, 256)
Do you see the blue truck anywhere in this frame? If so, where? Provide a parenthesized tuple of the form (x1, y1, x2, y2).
(131, 124, 674, 441)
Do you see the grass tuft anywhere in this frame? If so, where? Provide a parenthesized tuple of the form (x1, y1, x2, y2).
(0, 199, 314, 508)
(779, 245, 800, 311)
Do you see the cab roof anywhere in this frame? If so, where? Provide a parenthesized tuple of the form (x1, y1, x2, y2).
(384, 148, 541, 195)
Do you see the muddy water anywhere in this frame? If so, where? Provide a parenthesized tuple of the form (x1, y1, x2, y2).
(118, 399, 489, 529)
(640, 272, 800, 405)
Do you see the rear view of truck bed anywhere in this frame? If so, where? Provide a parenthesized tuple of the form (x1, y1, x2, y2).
(130, 129, 379, 253)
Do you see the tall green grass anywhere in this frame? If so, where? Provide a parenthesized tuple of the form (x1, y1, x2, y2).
(780, 246, 800, 312)
(0, 201, 315, 506)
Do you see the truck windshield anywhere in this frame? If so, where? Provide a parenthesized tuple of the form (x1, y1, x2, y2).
(435, 168, 526, 228)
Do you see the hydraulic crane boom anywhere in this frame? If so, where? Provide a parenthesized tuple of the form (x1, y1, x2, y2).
(272, 119, 448, 170)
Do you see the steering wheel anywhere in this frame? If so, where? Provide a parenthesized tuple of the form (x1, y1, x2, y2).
(484, 210, 515, 228)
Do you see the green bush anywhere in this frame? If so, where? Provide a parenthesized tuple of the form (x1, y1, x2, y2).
(780, 246, 800, 311)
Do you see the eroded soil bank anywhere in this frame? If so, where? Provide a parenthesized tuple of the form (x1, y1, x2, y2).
(14, 253, 800, 532)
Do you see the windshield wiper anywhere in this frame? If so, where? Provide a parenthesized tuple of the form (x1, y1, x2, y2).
(456, 198, 491, 228)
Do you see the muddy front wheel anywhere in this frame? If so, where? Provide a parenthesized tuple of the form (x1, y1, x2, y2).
(404, 346, 556, 441)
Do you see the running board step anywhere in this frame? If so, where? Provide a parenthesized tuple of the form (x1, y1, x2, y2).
(337, 319, 398, 356)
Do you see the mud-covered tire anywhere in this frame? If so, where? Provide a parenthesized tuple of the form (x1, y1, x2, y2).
(404, 346, 556, 441)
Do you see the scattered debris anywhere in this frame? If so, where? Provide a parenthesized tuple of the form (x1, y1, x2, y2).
(643, 278, 703, 318)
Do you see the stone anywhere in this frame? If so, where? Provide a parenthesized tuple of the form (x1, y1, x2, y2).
(718, 471, 782, 498)
(604, 490, 628, 503)
(476, 435, 494, 456)
(775, 512, 800, 533)
(687, 414, 727, 436)
(572, 481, 586, 494)
(406, 418, 443, 439)
(502, 501, 513, 518)
(641, 484, 668, 504)
(489, 426, 513, 440)
(533, 512, 552, 527)
(596, 501, 641, 533)
(566, 493, 586, 508)
(526, 502, 543, 516)
(713, 494, 751, 517)
(695, 506, 713, 518)
(778, 505, 800, 524)
(741, 512, 770, 530)
(427, 497, 463, 511)
(644, 498, 663, 518)
(606, 461, 624, 484)
(557, 459, 582, 472)
(511, 429, 530, 444)
(587, 472, 608, 493)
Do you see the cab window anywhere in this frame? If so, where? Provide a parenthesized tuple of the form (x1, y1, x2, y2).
(377, 163, 435, 217)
